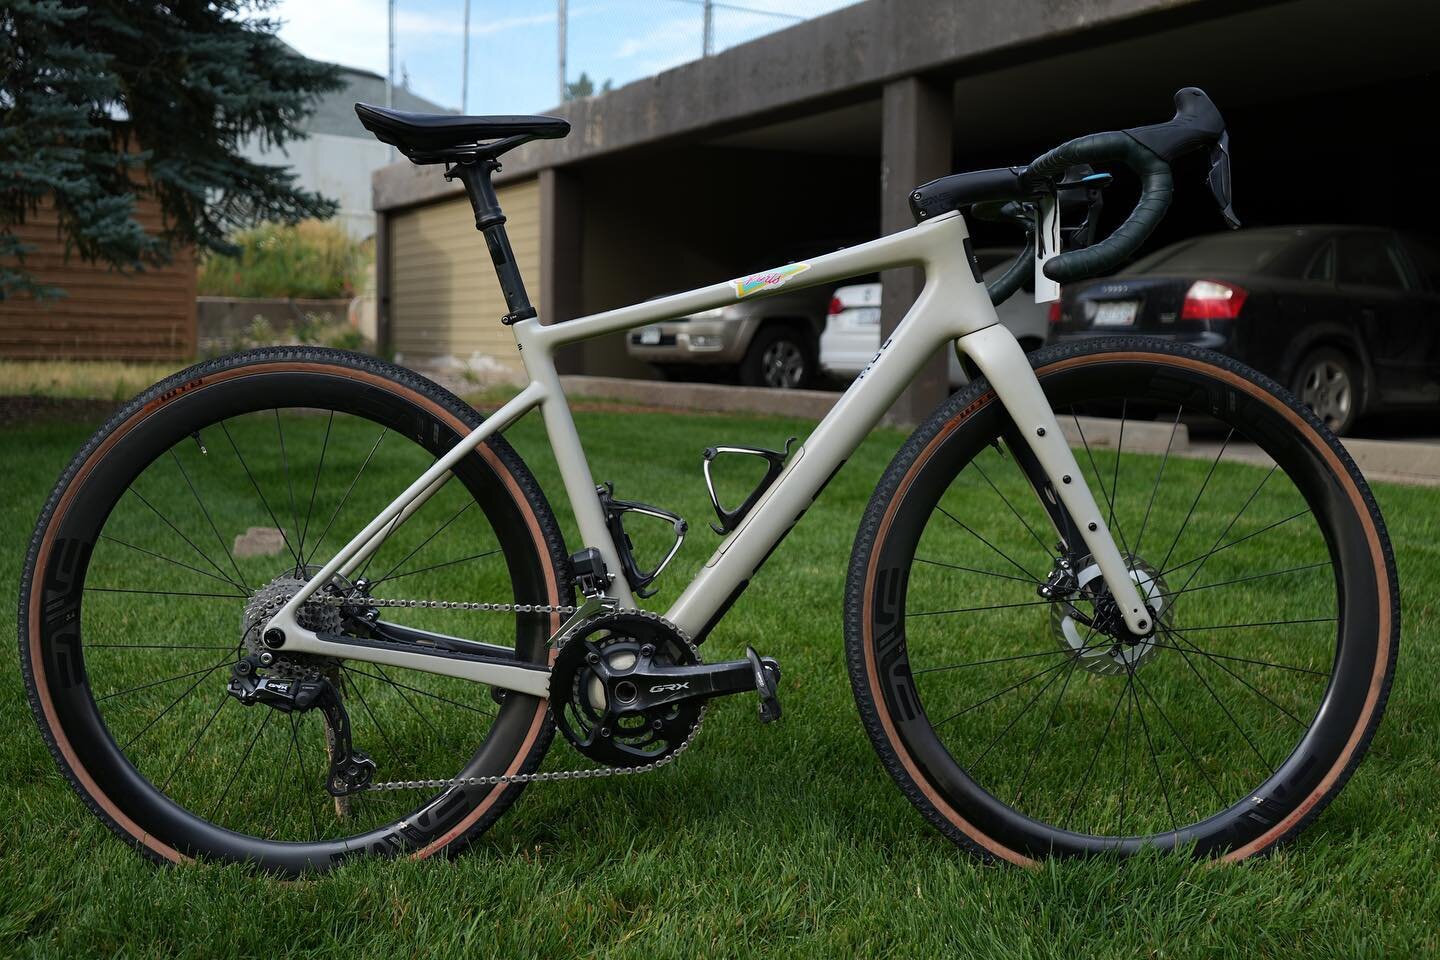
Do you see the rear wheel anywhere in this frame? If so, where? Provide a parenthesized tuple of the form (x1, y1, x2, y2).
(19, 347, 571, 875)
(846, 338, 1397, 862)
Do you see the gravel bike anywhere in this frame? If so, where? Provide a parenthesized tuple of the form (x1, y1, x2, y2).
(20, 89, 1397, 874)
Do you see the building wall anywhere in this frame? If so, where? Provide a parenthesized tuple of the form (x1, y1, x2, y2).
(388, 178, 540, 377)
(240, 131, 393, 239)
(0, 196, 196, 361)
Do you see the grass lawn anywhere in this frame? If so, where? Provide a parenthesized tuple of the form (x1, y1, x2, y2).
(2, 387, 1438, 958)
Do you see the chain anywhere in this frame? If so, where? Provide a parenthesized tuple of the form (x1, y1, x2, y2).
(296, 591, 706, 792)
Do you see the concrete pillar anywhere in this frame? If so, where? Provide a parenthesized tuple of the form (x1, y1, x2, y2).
(880, 75, 953, 425)
(539, 166, 585, 373)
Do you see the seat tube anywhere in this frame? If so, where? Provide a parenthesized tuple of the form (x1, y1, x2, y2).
(451, 159, 537, 324)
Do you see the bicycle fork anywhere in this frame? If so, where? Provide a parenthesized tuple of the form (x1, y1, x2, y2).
(957, 324, 1153, 637)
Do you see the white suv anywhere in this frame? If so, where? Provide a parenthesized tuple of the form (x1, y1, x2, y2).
(820, 249, 1051, 387)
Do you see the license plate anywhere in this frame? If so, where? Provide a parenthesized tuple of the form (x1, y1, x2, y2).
(849, 307, 881, 326)
(638, 327, 661, 345)
(1093, 301, 1139, 327)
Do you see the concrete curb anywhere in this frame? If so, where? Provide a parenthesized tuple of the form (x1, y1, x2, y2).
(556, 375, 1440, 487)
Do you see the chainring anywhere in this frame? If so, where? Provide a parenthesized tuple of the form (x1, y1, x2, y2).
(550, 611, 703, 768)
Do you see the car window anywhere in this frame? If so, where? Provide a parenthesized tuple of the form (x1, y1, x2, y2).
(1400, 235, 1440, 292)
(1337, 233, 1408, 290)
(1304, 241, 1335, 282)
(1124, 231, 1293, 275)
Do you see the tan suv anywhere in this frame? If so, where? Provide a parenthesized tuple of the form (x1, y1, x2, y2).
(626, 286, 832, 389)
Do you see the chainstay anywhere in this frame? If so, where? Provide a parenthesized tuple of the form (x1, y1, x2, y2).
(305, 592, 705, 792)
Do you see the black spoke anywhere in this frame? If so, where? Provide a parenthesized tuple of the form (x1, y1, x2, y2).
(1172, 464, 1277, 597)
(95, 655, 236, 704)
(1012, 655, 1081, 805)
(1132, 405, 1184, 559)
(87, 642, 238, 652)
(128, 487, 247, 594)
(339, 665, 404, 753)
(971, 653, 1074, 773)
(1145, 638, 1328, 677)
(1173, 616, 1336, 633)
(937, 505, 1040, 582)
(274, 410, 303, 569)
(1157, 426, 1233, 577)
(370, 664, 451, 738)
(907, 596, 1068, 618)
(1158, 509, 1311, 580)
(297, 410, 334, 565)
(309, 427, 388, 562)
(87, 585, 246, 600)
(913, 556, 1039, 586)
(99, 534, 240, 589)
(1127, 662, 1177, 833)
(344, 665, 495, 718)
(209, 708, 274, 822)
(220, 420, 300, 567)
(371, 548, 503, 586)
(265, 715, 295, 839)
(1153, 560, 1330, 603)
(1163, 626, 1307, 726)
(1167, 640, 1274, 769)
(931, 645, 1102, 730)
(972, 456, 1051, 555)
(1132, 668, 1226, 809)
(169, 449, 251, 591)
(290, 713, 321, 841)
(120, 659, 231, 752)
(1065, 670, 1131, 823)
(371, 497, 476, 586)
(160, 694, 229, 791)
(911, 647, 1074, 676)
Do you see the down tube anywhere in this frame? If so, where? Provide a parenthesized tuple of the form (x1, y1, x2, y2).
(664, 276, 990, 638)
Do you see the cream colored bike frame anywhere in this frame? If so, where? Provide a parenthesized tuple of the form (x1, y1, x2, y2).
(265, 210, 1150, 696)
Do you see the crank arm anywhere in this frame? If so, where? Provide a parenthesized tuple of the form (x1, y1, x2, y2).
(620, 647, 781, 715)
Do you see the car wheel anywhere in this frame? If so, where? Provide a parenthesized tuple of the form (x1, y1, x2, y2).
(741, 326, 813, 389)
(1293, 346, 1362, 435)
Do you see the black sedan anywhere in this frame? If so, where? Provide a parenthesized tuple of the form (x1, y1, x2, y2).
(1049, 226, 1440, 434)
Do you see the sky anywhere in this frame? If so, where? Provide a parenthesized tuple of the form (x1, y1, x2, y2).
(262, 0, 858, 114)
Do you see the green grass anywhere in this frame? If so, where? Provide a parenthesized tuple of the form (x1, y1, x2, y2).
(2, 396, 1438, 958)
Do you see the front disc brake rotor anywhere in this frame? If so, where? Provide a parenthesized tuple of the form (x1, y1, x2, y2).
(1050, 556, 1172, 676)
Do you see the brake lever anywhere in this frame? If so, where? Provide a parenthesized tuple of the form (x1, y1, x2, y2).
(1208, 130, 1241, 228)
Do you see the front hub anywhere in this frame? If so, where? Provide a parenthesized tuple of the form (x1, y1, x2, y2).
(1049, 555, 1172, 676)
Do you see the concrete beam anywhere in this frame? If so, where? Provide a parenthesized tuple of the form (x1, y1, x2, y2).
(879, 75, 952, 425)
(373, 0, 1222, 212)
(539, 167, 585, 373)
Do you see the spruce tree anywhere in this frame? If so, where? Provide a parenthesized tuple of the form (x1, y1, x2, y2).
(0, 1, 342, 298)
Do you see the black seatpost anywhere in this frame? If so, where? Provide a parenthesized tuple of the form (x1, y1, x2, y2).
(447, 159, 537, 325)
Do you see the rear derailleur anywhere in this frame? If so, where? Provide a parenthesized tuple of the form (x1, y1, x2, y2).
(227, 653, 376, 796)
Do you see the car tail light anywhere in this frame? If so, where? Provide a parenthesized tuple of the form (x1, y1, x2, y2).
(1047, 301, 1063, 324)
(1181, 280, 1247, 320)
(827, 296, 844, 316)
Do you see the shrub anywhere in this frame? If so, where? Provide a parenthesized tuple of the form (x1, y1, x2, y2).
(196, 220, 372, 299)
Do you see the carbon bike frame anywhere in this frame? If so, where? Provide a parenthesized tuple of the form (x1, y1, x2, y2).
(264, 209, 1151, 696)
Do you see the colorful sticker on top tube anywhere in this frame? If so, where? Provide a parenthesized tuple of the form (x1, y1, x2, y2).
(734, 262, 810, 298)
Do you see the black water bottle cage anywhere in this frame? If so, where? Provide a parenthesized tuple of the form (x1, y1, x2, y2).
(703, 438, 796, 535)
(595, 483, 688, 599)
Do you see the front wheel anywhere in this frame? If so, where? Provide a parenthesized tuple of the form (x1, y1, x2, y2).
(846, 338, 1397, 863)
